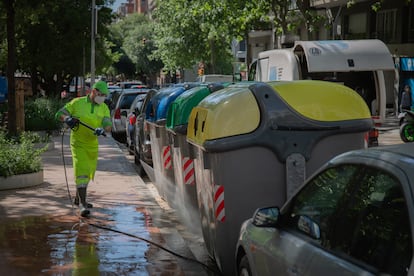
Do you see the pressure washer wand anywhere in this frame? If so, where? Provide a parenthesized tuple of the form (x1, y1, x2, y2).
(78, 121, 107, 137)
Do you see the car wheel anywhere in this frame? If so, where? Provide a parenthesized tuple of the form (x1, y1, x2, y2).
(400, 122, 414, 143)
(136, 162, 146, 177)
(238, 255, 252, 276)
(134, 149, 140, 166)
(111, 131, 121, 142)
(128, 143, 134, 155)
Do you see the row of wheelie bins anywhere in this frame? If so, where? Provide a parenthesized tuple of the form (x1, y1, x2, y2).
(144, 80, 373, 276)
(145, 83, 199, 205)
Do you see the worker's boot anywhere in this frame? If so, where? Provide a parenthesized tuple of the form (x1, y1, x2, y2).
(77, 187, 90, 217)
(74, 189, 93, 208)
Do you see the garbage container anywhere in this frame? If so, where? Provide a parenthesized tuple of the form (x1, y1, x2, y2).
(135, 89, 159, 179)
(146, 83, 198, 205)
(165, 83, 227, 233)
(186, 80, 373, 276)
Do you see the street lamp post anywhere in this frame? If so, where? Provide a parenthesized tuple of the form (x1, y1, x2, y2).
(91, 0, 96, 87)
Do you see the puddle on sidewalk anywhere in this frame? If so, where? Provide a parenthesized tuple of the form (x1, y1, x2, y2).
(0, 204, 183, 275)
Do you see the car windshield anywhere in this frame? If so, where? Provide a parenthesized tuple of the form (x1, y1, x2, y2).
(135, 97, 145, 110)
(129, 95, 146, 113)
(120, 94, 140, 109)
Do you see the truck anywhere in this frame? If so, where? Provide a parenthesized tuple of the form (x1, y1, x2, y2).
(249, 39, 396, 130)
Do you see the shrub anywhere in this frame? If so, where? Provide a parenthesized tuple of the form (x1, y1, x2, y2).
(25, 97, 63, 131)
(0, 130, 48, 177)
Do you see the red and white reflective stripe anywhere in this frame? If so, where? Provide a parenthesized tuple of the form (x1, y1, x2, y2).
(183, 157, 195, 185)
(162, 145, 172, 170)
(214, 185, 225, 222)
(364, 132, 369, 148)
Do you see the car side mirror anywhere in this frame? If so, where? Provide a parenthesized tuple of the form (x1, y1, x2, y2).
(252, 206, 279, 227)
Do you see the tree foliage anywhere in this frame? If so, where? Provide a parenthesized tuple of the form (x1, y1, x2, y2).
(109, 13, 163, 82)
(151, 0, 320, 73)
(152, 0, 266, 73)
(0, 0, 115, 96)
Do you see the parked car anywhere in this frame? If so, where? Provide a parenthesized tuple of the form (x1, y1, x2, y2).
(236, 143, 413, 276)
(125, 94, 147, 154)
(110, 88, 150, 142)
(133, 89, 159, 176)
(105, 85, 122, 109)
(119, 81, 143, 90)
(130, 84, 148, 89)
(108, 85, 121, 92)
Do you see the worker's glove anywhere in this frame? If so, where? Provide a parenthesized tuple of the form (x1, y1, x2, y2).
(94, 128, 105, 136)
(64, 116, 79, 129)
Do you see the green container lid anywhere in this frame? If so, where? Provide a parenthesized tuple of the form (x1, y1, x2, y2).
(166, 83, 227, 134)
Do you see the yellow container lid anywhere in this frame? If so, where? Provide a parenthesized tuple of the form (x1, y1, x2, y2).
(187, 85, 260, 145)
(270, 80, 371, 122)
(187, 80, 372, 146)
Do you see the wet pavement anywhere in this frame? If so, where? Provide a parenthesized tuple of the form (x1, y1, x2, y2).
(0, 121, 403, 276)
(0, 132, 220, 276)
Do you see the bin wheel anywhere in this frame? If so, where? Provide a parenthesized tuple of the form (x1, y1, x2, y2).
(400, 122, 414, 143)
(238, 255, 252, 276)
(111, 131, 120, 141)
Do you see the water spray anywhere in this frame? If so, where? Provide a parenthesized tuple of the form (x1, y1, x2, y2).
(59, 122, 222, 275)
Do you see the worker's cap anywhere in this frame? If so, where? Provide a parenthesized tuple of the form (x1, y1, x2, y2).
(93, 80, 109, 95)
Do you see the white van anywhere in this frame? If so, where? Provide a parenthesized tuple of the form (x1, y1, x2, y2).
(196, 74, 234, 83)
(249, 39, 396, 125)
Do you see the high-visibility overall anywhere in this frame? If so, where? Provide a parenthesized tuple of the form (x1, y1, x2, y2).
(56, 96, 111, 187)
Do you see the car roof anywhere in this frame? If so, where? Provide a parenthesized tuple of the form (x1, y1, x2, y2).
(315, 143, 414, 192)
(120, 81, 142, 84)
(330, 144, 414, 166)
(120, 88, 150, 94)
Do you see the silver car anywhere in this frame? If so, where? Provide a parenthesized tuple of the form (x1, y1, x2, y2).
(125, 94, 146, 153)
(236, 143, 413, 276)
(110, 88, 149, 142)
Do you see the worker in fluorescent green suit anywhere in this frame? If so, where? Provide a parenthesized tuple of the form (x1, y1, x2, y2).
(55, 80, 112, 217)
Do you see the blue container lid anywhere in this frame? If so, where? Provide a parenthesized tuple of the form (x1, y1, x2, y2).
(149, 83, 199, 123)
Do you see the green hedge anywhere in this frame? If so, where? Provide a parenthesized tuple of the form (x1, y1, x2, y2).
(25, 97, 64, 131)
(0, 131, 48, 177)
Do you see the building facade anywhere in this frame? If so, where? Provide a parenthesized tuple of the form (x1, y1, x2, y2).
(116, 0, 155, 16)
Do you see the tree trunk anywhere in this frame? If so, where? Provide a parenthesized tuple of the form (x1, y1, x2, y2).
(5, 0, 17, 136)
(209, 39, 216, 74)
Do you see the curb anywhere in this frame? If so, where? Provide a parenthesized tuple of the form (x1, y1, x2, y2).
(0, 170, 44, 190)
